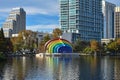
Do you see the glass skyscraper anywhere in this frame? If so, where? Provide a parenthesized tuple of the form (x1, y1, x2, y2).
(102, 0, 116, 39)
(60, 0, 103, 41)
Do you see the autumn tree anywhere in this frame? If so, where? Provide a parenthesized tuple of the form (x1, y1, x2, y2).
(90, 40, 99, 55)
(116, 38, 120, 44)
(11, 37, 21, 52)
(11, 30, 37, 52)
(117, 38, 120, 52)
(52, 28, 62, 39)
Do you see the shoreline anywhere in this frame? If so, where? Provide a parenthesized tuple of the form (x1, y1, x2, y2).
(4, 52, 120, 57)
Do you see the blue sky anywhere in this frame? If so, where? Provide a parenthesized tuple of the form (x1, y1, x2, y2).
(0, 0, 119, 32)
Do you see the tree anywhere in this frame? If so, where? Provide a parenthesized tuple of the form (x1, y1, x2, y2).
(5, 38, 13, 52)
(52, 28, 62, 39)
(11, 30, 37, 52)
(107, 41, 118, 54)
(117, 38, 120, 45)
(73, 39, 89, 53)
(83, 47, 93, 54)
(0, 28, 7, 52)
(117, 38, 120, 52)
(39, 41, 45, 53)
(38, 34, 51, 53)
(90, 40, 99, 55)
(0, 28, 13, 59)
(43, 34, 51, 43)
(0, 28, 4, 38)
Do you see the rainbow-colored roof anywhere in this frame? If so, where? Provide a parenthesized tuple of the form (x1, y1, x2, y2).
(44, 38, 73, 53)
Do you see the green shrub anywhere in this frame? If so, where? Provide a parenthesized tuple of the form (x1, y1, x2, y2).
(0, 52, 6, 60)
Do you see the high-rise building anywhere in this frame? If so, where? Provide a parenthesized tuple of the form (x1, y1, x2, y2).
(102, 1, 116, 39)
(115, 7, 120, 38)
(60, 0, 103, 41)
(3, 7, 26, 38)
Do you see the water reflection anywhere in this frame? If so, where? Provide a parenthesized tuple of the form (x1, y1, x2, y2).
(0, 56, 120, 80)
(114, 57, 120, 80)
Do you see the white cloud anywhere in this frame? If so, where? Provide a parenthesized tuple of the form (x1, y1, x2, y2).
(0, 0, 59, 27)
(24, 7, 58, 15)
(0, 8, 11, 17)
(24, 7, 48, 15)
(0, 8, 11, 13)
(0, 6, 58, 16)
(26, 24, 60, 32)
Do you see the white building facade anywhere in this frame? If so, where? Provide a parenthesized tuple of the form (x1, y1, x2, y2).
(3, 8, 26, 38)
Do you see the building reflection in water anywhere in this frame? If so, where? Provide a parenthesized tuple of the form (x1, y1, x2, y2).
(0, 56, 120, 80)
(2, 57, 27, 80)
(114, 57, 120, 80)
(100, 56, 114, 80)
(44, 57, 80, 80)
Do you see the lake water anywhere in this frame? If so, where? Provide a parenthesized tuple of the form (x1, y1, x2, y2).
(0, 56, 120, 80)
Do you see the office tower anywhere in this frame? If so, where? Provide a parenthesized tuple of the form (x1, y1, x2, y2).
(102, 0, 116, 39)
(115, 7, 120, 38)
(3, 7, 26, 38)
(60, 0, 103, 41)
